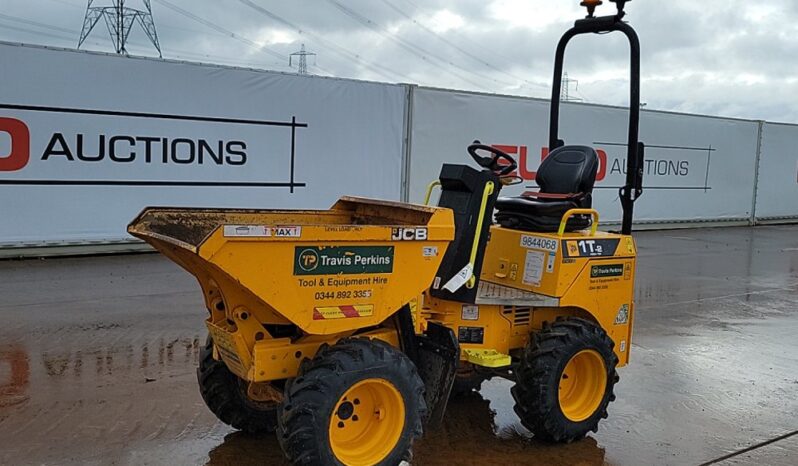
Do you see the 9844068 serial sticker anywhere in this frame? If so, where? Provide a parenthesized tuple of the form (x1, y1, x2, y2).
(520, 234, 559, 252)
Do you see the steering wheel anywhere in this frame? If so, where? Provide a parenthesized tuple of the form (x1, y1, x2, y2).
(467, 141, 518, 176)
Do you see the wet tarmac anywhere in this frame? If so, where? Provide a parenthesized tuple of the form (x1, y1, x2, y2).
(0, 225, 797, 465)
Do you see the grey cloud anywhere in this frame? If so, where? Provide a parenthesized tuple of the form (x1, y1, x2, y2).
(1, 0, 797, 122)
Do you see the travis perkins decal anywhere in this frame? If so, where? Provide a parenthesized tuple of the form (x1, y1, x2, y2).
(590, 263, 624, 278)
(294, 246, 394, 275)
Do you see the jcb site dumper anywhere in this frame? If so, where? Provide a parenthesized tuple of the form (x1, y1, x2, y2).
(129, 1, 645, 464)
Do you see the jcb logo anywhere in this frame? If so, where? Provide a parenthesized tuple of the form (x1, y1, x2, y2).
(0, 117, 30, 171)
(391, 228, 428, 241)
(298, 249, 320, 272)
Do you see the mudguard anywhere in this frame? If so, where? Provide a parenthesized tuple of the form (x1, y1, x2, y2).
(414, 321, 460, 429)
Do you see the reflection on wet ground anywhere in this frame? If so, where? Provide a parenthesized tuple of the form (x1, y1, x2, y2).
(414, 385, 608, 466)
(0, 345, 29, 408)
(0, 225, 797, 465)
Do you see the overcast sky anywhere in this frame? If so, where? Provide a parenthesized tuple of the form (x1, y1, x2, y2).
(3, 0, 798, 122)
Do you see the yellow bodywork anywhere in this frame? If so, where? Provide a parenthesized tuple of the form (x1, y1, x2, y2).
(130, 196, 636, 383)
(478, 224, 636, 367)
(421, 208, 636, 367)
(129, 196, 454, 381)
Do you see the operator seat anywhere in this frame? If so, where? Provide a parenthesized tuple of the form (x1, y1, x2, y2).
(494, 145, 599, 232)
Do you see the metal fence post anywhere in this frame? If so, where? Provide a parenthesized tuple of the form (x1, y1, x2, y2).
(400, 84, 416, 203)
(750, 120, 765, 226)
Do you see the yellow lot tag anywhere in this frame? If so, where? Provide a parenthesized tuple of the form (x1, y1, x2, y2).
(313, 305, 374, 320)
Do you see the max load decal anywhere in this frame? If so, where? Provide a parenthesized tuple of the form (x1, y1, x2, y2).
(223, 225, 301, 237)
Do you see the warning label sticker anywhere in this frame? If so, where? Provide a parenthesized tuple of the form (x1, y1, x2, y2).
(313, 305, 374, 320)
(523, 250, 545, 286)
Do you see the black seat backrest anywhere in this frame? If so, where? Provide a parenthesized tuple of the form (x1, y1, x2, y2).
(430, 163, 501, 303)
(536, 145, 599, 195)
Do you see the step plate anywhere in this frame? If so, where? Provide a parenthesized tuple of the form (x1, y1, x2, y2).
(475, 281, 560, 306)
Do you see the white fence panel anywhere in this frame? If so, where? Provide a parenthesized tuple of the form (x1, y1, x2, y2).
(3, 43, 795, 252)
(0, 43, 405, 246)
(754, 122, 798, 220)
(408, 87, 760, 224)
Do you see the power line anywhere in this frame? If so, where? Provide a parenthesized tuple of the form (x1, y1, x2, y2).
(399, 0, 525, 65)
(45, 0, 86, 8)
(0, 15, 270, 70)
(152, 0, 285, 63)
(151, 2, 341, 74)
(394, 0, 549, 92)
(0, 21, 83, 43)
(44, 0, 233, 38)
(0, 13, 76, 35)
(378, 0, 495, 67)
(399, 0, 421, 10)
(0, 18, 126, 50)
(78, 0, 162, 57)
(378, 0, 544, 91)
(324, 0, 510, 90)
(237, 0, 414, 82)
(0, 11, 337, 77)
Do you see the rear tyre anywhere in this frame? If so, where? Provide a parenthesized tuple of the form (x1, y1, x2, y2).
(277, 338, 427, 466)
(511, 317, 619, 442)
(197, 335, 278, 433)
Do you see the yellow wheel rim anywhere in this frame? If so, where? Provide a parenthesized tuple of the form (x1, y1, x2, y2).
(329, 378, 406, 466)
(558, 349, 607, 422)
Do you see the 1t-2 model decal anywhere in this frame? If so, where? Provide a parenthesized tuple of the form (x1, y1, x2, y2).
(562, 238, 621, 258)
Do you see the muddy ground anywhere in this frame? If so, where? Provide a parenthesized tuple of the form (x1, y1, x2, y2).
(0, 225, 796, 465)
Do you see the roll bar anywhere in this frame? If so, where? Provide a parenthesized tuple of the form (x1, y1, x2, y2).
(548, 0, 644, 235)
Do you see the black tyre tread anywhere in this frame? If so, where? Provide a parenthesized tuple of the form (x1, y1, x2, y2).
(511, 317, 619, 443)
(197, 336, 278, 434)
(277, 338, 427, 466)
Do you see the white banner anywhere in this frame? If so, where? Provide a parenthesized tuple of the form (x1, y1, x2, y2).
(0, 43, 405, 246)
(754, 122, 798, 220)
(408, 88, 760, 224)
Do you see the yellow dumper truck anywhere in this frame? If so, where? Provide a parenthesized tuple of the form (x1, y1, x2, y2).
(129, 1, 644, 464)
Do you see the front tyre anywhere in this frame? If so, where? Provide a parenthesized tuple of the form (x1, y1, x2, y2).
(511, 317, 619, 442)
(277, 338, 427, 466)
